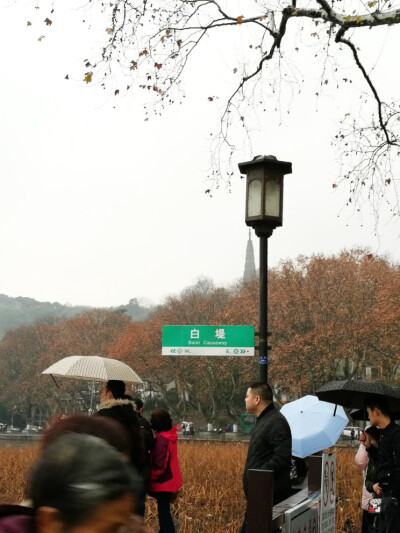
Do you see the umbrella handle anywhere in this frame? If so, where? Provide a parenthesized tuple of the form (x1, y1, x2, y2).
(50, 374, 60, 389)
(89, 378, 95, 415)
(333, 404, 337, 416)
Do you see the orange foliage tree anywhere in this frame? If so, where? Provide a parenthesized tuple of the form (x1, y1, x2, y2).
(0, 310, 131, 423)
(1, 252, 399, 424)
(269, 249, 400, 397)
(109, 278, 258, 424)
(0, 322, 58, 425)
(366, 256, 400, 380)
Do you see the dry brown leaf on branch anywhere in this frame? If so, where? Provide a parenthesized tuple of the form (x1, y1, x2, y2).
(84, 72, 93, 83)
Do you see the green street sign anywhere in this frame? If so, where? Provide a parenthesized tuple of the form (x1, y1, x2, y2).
(162, 325, 255, 356)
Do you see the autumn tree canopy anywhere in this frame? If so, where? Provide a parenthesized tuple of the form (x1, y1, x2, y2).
(0, 310, 131, 425)
(269, 249, 400, 396)
(27, 0, 400, 212)
(109, 277, 258, 422)
(0, 252, 399, 426)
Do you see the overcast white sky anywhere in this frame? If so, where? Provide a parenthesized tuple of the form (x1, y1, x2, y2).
(0, 1, 399, 308)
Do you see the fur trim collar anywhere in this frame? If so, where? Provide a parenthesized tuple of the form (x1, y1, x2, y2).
(98, 398, 136, 410)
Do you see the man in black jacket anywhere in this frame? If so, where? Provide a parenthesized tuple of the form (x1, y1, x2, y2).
(240, 382, 292, 533)
(366, 395, 400, 532)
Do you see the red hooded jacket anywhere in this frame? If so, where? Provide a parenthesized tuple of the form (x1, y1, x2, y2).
(148, 426, 182, 493)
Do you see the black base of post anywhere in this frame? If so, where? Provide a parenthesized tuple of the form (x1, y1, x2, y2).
(247, 469, 274, 532)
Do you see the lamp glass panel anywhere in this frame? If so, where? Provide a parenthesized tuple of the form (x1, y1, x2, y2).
(264, 179, 281, 217)
(248, 178, 262, 217)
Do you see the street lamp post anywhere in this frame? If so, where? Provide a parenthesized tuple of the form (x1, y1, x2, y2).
(238, 155, 292, 383)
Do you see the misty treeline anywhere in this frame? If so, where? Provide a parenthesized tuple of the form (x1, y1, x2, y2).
(0, 248, 399, 427)
(0, 295, 152, 339)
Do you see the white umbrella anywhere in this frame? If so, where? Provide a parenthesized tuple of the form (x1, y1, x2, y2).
(42, 355, 143, 384)
(280, 395, 348, 458)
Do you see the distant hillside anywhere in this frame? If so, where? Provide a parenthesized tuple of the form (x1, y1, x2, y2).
(0, 294, 153, 339)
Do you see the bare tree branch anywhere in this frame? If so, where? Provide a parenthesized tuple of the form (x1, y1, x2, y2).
(29, 0, 400, 211)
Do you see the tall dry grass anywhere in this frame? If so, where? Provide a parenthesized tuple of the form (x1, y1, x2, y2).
(0, 445, 38, 503)
(0, 442, 363, 532)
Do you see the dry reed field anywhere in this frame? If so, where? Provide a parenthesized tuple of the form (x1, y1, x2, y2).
(0, 442, 363, 532)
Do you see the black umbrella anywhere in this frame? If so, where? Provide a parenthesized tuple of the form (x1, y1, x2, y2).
(348, 408, 368, 421)
(349, 408, 369, 421)
(349, 407, 400, 421)
(315, 379, 400, 414)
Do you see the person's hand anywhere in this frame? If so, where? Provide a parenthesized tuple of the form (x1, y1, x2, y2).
(372, 483, 382, 496)
(359, 431, 366, 445)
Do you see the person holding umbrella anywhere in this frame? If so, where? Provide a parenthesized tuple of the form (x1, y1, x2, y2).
(97, 380, 145, 468)
(96, 380, 147, 515)
(366, 395, 400, 532)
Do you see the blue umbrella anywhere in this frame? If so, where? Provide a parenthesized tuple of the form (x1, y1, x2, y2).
(280, 395, 348, 458)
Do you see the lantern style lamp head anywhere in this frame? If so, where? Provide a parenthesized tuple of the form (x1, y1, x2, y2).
(239, 155, 292, 238)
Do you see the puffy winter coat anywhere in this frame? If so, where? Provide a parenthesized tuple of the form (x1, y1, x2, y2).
(376, 421, 400, 498)
(148, 426, 182, 493)
(96, 398, 146, 475)
(354, 443, 372, 511)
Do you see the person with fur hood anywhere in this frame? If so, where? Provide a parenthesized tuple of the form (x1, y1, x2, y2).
(96, 380, 147, 514)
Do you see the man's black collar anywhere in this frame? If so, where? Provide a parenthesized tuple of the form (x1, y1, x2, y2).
(257, 401, 274, 419)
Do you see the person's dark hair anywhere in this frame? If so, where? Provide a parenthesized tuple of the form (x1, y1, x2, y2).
(41, 414, 130, 457)
(150, 408, 172, 432)
(366, 395, 390, 417)
(106, 380, 126, 399)
(134, 398, 144, 410)
(365, 425, 381, 443)
(249, 382, 273, 403)
(31, 433, 140, 528)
